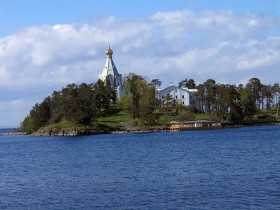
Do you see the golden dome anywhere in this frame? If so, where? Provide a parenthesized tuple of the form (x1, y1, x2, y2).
(106, 46, 113, 58)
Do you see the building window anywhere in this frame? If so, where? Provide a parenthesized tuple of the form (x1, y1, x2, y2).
(183, 102, 184, 104)
(182, 95, 184, 99)
(175, 96, 177, 99)
(162, 96, 164, 99)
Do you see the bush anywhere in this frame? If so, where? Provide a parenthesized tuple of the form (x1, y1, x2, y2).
(177, 111, 195, 121)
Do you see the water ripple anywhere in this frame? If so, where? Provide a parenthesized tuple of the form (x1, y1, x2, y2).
(1, 126, 280, 209)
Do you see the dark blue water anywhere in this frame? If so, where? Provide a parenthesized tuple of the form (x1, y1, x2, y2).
(1, 126, 280, 209)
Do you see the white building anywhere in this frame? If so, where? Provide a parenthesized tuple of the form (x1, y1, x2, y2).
(157, 84, 197, 106)
(99, 46, 124, 99)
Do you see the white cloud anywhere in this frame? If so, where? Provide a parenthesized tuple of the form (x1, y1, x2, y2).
(0, 9, 280, 126)
(0, 99, 35, 127)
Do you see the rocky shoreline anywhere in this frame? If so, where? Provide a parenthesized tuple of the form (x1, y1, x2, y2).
(0, 131, 29, 136)
(1, 125, 169, 136)
(2, 120, 279, 137)
(31, 128, 112, 136)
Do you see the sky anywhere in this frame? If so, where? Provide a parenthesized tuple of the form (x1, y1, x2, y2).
(0, 0, 280, 127)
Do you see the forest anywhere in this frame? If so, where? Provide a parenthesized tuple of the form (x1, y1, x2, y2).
(20, 73, 280, 132)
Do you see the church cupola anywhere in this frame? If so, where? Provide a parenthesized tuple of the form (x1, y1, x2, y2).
(99, 46, 123, 99)
(106, 46, 113, 58)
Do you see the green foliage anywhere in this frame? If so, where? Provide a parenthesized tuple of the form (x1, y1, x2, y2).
(117, 94, 132, 112)
(194, 113, 218, 121)
(45, 119, 76, 130)
(178, 78, 196, 89)
(177, 111, 195, 121)
(150, 79, 162, 88)
(139, 85, 157, 125)
(156, 115, 175, 124)
(193, 77, 280, 122)
(20, 116, 38, 132)
(240, 87, 257, 119)
(123, 73, 158, 125)
(97, 111, 132, 122)
(124, 73, 146, 119)
(21, 73, 280, 133)
(20, 81, 116, 132)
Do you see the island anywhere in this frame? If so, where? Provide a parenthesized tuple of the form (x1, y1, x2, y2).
(19, 47, 280, 136)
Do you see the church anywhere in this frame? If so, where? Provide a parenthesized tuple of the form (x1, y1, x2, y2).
(98, 46, 124, 99)
(98, 46, 197, 106)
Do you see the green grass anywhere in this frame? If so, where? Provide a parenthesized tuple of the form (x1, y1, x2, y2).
(97, 111, 132, 122)
(255, 108, 278, 120)
(46, 119, 76, 130)
(44, 119, 95, 131)
(156, 115, 175, 124)
(156, 113, 218, 124)
(194, 113, 218, 121)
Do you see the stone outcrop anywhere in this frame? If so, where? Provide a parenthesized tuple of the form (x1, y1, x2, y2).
(30, 125, 114, 136)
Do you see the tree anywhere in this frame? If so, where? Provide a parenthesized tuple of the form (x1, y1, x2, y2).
(186, 79, 196, 89)
(139, 85, 157, 125)
(214, 84, 243, 121)
(163, 93, 174, 107)
(178, 78, 196, 89)
(228, 85, 243, 121)
(76, 83, 95, 124)
(105, 79, 117, 104)
(272, 83, 280, 107)
(124, 73, 146, 120)
(94, 79, 111, 113)
(261, 85, 273, 109)
(215, 84, 231, 120)
(194, 84, 206, 113)
(204, 79, 216, 113)
(240, 87, 257, 119)
(49, 90, 64, 123)
(20, 116, 38, 132)
(61, 83, 79, 123)
(150, 79, 162, 88)
(117, 94, 132, 112)
(246, 78, 262, 109)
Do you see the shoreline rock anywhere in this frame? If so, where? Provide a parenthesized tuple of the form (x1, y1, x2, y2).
(0, 131, 30, 136)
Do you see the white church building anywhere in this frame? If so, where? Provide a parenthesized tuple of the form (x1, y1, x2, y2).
(98, 46, 197, 106)
(157, 84, 197, 106)
(99, 46, 124, 99)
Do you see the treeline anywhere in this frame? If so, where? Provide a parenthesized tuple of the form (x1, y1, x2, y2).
(21, 80, 116, 132)
(21, 73, 159, 132)
(191, 77, 279, 121)
(21, 73, 279, 132)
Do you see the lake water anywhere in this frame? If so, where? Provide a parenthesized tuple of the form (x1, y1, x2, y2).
(1, 126, 280, 209)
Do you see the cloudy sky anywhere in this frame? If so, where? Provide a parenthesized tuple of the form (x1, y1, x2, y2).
(0, 0, 280, 127)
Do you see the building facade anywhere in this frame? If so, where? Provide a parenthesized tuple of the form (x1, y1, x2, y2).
(157, 84, 197, 106)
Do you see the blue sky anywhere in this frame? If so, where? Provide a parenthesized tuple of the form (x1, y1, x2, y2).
(1, 0, 279, 36)
(0, 0, 280, 126)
